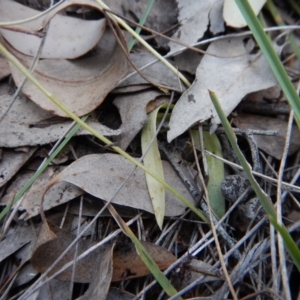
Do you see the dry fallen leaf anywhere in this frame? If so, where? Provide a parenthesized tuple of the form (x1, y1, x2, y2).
(0, 54, 10, 80)
(0, 0, 106, 59)
(5, 27, 129, 117)
(113, 90, 165, 150)
(116, 50, 183, 93)
(168, 37, 277, 142)
(0, 224, 36, 262)
(0, 147, 36, 188)
(44, 153, 196, 216)
(168, 0, 224, 53)
(0, 166, 84, 220)
(0, 83, 122, 147)
(14, 263, 38, 287)
(31, 222, 176, 282)
(234, 113, 300, 160)
(35, 279, 71, 300)
(173, 49, 203, 75)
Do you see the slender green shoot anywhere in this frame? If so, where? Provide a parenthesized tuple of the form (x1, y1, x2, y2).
(209, 90, 300, 271)
(128, 0, 155, 51)
(109, 204, 181, 298)
(234, 0, 300, 128)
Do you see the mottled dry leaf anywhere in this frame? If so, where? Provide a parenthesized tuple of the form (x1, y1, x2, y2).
(168, 37, 277, 142)
(234, 113, 300, 160)
(0, 147, 36, 188)
(5, 27, 129, 117)
(0, 167, 83, 220)
(0, 83, 122, 147)
(168, 0, 224, 53)
(45, 153, 196, 216)
(0, 0, 106, 59)
(31, 222, 176, 282)
(113, 90, 165, 150)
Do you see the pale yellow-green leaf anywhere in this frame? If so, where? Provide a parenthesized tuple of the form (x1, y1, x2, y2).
(191, 131, 225, 218)
(141, 105, 165, 229)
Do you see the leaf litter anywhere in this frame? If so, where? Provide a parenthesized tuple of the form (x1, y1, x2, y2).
(168, 36, 277, 142)
(0, 83, 123, 147)
(4, 27, 129, 117)
(113, 90, 166, 149)
(43, 153, 196, 217)
(0, 0, 299, 299)
(0, 0, 107, 59)
(31, 222, 175, 283)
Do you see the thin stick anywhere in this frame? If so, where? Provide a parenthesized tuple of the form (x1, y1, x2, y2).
(276, 110, 294, 300)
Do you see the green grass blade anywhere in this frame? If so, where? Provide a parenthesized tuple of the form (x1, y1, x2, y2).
(128, 0, 155, 51)
(234, 0, 300, 125)
(130, 230, 180, 297)
(110, 204, 181, 298)
(209, 90, 300, 271)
